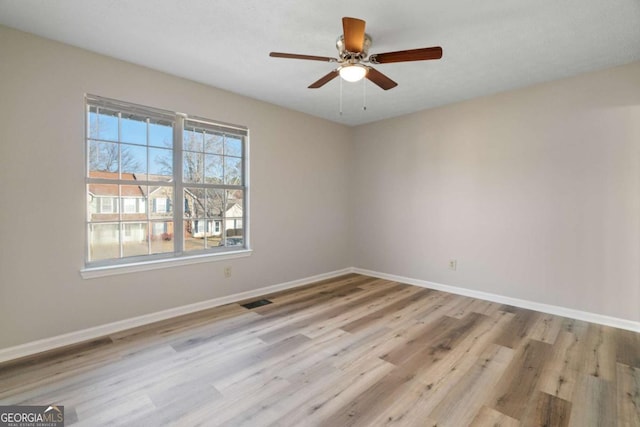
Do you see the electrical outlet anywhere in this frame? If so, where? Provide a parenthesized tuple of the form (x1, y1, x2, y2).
(448, 259, 457, 271)
(224, 266, 232, 278)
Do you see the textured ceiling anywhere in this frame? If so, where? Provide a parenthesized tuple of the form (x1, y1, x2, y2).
(1, 0, 639, 126)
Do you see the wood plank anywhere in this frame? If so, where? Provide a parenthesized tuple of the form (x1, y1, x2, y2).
(0, 337, 116, 398)
(560, 317, 590, 337)
(466, 298, 504, 317)
(236, 355, 396, 426)
(493, 307, 540, 349)
(568, 374, 616, 427)
(615, 328, 640, 369)
(319, 357, 432, 427)
(580, 324, 617, 381)
(381, 315, 460, 365)
(258, 282, 407, 343)
(528, 313, 563, 345)
(429, 344, 514, 426)
(214, 327, 356, 391)
(443, 295, 478, 319)
(469, 406, 520, 427)
(522, 391, 572, 427)
(364, 311, 514, 425)
(382, 312, 487, 366)
(301, 284, 427, 339)
(0, 342, 181, 405)
(251, 274, 369, 313)
(73, 393, 156, 426)
(616, 363, 640, 426)
(324, 313, 489, 426)
(335, 320, 445, 371)
(340, 288, 433, 333)
(538, 329, 587, 401)
(172, 373, 291, 426)
(488, 339, 553, 420)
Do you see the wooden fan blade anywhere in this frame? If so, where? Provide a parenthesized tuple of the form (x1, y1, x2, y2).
(342, 17, 366, 53)
(369, 47, 443, 64)
(308, 70, 340, 88)
(366, 67, 398, 90)
(269, 52, 336, 62)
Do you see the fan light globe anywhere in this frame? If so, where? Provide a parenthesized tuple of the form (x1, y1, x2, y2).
(339, 64, 367, 82)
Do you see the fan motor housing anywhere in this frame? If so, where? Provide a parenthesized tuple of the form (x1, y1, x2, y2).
(336, 34, 372, 60)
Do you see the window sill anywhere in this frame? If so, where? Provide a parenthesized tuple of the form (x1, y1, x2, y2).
(80, 249, 253, 279)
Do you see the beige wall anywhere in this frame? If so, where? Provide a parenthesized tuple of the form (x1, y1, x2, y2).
(351, 61, 640, 322)
(0, 26, 352, 349)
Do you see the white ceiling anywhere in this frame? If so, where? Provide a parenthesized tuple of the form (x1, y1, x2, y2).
(1, 0, 639, 126)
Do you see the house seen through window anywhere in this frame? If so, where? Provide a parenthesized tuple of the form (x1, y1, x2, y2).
(86, 95, 248, 267)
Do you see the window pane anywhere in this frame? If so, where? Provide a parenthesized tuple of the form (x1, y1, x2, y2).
(89, 197, 103, 218)
(183, 152, 204, 183)
(205, 132, 223, 154)
(122, 222, 148, 257)
(205, 154, 223, 184)
(227, 190, 243, 212)
(121, 114, 147, 145)
(149, 121, 173, 148)
(224, 135, 242, 157)
(121, 144, 147, 180)
(121, 185, 147, 217)
(88, 108, 118, 141)
(184, 187, 205, 217)
(149, 147, 172, 180)
(89, 140, 119, 173)
(183, 128, 203, 152)
(87, 184, 118, 221)
(150, 187, 173, 220)
(224, 156, 242, 185)
(222, 190, 244, 247)
(151, 221, 173, 254)
(205, 189, 224, 219)
(184, 219, 205, 252)
(89, 223, 120, 261)
(205, 229, 220, 249)
(222, 229, 243, 247)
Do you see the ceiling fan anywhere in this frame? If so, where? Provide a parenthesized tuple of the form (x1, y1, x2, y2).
(269, 17, 443, 90)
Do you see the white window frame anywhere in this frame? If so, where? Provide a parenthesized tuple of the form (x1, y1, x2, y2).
(82, 95, 250, 278)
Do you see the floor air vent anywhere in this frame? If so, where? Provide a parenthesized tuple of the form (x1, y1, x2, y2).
(241, 299, 273, 309)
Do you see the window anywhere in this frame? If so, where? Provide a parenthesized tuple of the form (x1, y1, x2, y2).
(85, 95, 248, 269)
(154, 198, 167, 213)
(100, 197, 116, 213)
(122, 198, 138, 214)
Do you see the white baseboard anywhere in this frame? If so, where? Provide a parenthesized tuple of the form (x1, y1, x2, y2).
(352, 267, 640, 333)
(0, 268, 353, 364)
(2, 266, 638, 364)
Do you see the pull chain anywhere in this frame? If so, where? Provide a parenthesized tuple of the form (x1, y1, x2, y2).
(339, 77, 343, 116)
(363, 77, 367, 111)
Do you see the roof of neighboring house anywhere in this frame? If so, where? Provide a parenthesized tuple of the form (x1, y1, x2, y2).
(89, 171, 141, 197)
(90, 170, 131, 180)
(88, 171, 172, 197)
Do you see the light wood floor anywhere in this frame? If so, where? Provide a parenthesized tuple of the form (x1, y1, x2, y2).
(1, 274, 638, 426)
